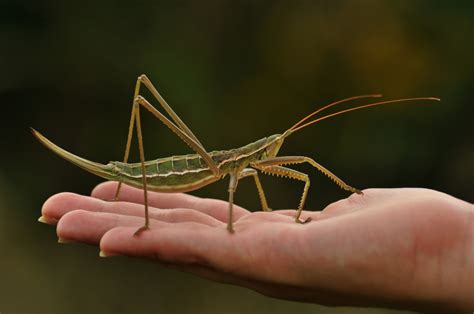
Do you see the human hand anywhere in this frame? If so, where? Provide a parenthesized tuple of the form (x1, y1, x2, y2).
(40, 183, 473, 312)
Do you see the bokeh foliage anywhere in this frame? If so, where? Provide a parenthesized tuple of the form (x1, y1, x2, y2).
(0, 1, 472, 313)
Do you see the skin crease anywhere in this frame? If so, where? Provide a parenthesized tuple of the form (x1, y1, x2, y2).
(40, 182, 473, 313)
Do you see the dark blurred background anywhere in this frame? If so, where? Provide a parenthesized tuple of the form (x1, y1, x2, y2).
(0, 1, 472, 313)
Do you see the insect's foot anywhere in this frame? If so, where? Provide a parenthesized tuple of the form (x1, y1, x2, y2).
(133, 225, 149, 237)
(295, 217, 312, 224)
(346, 186, 363, 195)
(226, 224, 235, 234)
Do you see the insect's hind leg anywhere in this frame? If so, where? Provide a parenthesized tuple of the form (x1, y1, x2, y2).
(114, 74, 219, 200)
(132, 99, 150, 236)
(126, 94, 221, 235)
(133, 95, 219, 174)
(113, 76, 142, 201)
(135, 75, 204, 146)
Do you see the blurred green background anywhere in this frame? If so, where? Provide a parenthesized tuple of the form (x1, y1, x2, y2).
(0, 1, 472, 313)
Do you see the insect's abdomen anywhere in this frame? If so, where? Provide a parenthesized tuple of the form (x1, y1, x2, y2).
(111, 154, 221, 193)
(110, 137, 273, 192)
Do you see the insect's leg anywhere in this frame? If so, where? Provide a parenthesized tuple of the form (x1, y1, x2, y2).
(115, 74, 216, 199)
(134, 95, 219, 175)
(132, 101, 150, 236)
(227, 173, 239, 233)
(114, 77, 142, 200)
(136, 74, 203, 147)
(252, 164, 311, 224)
(239, 168, 270, 212)
(254, 156, 362, 194)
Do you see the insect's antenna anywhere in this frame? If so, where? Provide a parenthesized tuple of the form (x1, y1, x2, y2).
(287, 94, 383, 132)
(289, 97, 440, 134)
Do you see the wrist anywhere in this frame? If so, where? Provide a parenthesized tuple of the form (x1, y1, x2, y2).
(439, 198, 474, 311)
(459, 203, 474, 310)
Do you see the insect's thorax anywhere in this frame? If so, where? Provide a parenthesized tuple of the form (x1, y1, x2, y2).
(215, 134, 283, 174)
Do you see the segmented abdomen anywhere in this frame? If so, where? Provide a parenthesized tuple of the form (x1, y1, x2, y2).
(109, 137, 271, 193)
(110, 154, 224, 193)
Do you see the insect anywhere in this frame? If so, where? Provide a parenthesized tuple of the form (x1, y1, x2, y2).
(32, 74, 439, 234)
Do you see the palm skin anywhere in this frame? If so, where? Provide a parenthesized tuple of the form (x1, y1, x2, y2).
(40, 182, 473, 312)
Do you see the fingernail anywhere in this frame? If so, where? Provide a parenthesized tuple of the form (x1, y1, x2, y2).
(99, 250, 109, 257)
(38, 215, 56, 224)
(99, 250, 120, 257)
(58, 237, 75, 244)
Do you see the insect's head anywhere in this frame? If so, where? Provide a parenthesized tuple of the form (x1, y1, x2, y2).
(264, 134, 286, 158)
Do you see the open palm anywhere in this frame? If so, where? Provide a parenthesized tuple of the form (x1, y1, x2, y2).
(40, 182, 473, 312)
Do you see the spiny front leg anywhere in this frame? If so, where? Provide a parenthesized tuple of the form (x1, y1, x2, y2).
(132, 101, 150, 237)
(254, 156, 362, 195)
(252, 164, 312, 224)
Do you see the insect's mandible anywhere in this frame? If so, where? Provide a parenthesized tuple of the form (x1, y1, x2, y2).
(33, 74, 440, 234)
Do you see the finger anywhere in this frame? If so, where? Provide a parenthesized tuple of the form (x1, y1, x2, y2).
(91, 181, 250, 222)
(42, 193, 223, 227)
(41, 192, 104, 224)
(100, 225, 221, 264)
(57, 210, 194, 245)
(57, 210, 140, 244)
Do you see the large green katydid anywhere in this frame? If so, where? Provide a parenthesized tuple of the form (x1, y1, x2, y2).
(32, 74, 439, 234)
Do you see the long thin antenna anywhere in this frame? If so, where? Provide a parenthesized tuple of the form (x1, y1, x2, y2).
(289, 97, 440, 133)
(288, 94, 382, 131)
